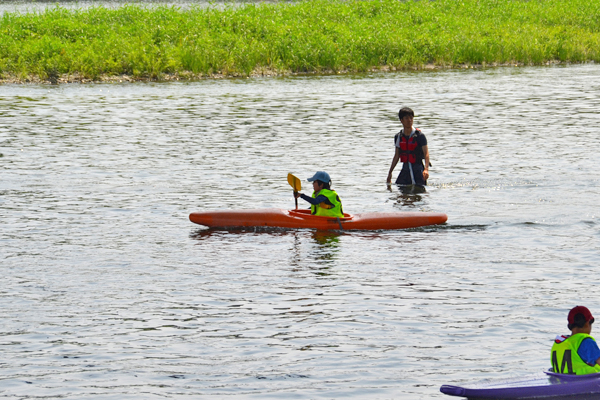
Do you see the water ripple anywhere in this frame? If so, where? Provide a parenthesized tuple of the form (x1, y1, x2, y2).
(2, 64, 600, 399)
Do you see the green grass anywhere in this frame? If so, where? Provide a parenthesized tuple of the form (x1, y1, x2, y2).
(1, 0, 600, 81)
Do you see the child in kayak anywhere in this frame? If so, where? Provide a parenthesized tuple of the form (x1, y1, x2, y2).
(294, 171, 344, 218)
(551, 306, 600, 375)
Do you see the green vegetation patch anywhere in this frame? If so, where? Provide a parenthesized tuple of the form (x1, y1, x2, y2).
(1, 0, 600, 81)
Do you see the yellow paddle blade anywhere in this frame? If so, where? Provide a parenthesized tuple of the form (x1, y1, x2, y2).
(287, 173, 301, 192)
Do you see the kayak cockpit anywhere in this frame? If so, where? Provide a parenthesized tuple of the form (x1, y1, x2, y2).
(288, 209, 353, 221)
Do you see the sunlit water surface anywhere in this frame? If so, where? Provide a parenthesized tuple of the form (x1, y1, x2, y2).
(2, 64, 600, 399)
(0, 0, 257, 13)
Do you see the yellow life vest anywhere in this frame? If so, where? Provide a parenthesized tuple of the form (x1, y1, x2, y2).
(311, 189, 343, 218)
(551, 333, 600, 375)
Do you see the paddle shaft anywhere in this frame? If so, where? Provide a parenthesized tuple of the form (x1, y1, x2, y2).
(288, 173, 302, 210)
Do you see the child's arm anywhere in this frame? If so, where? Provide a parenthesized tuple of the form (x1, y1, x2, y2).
(577, 338, 600, 366)
(298, 193, 328, 205)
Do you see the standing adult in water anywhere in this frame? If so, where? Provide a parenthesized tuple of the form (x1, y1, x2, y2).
(386, 107, 430, 187)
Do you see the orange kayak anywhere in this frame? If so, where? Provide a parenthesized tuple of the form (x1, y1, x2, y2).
(189, 208, 447, 231)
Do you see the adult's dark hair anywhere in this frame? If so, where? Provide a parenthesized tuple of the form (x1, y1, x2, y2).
(316, 180, 331, 190)
(398, 107, 415, 121)
(568, 313, 594, 330)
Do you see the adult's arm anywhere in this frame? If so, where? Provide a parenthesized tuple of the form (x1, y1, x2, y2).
(422, 145, 430, 180)
(387, 147, 401, 183)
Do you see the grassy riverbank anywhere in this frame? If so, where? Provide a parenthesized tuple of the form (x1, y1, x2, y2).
(2, 0, 600, 82)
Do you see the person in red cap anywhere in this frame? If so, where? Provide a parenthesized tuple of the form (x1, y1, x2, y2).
(551, 306, 600, 375)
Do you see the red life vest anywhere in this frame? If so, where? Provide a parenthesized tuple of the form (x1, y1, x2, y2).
(396, 129, 422, 164)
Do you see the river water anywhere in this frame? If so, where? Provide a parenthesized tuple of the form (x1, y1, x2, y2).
(0, 0, 241, 13)
(2, 64, 599, 399)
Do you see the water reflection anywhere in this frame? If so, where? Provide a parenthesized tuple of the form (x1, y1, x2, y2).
(190, 226, 343, 272)
(188, 226, 295, 240)
(189, 226, 343, 241)
(387, 183, 426, 207)
(309, 230, 341, 268)
(311, 230, 341, 247)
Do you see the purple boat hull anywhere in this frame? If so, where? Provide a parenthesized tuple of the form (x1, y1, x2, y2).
(440, 371, 600, 399)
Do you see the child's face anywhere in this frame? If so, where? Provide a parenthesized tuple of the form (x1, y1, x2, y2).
(313, 181, 323, 192)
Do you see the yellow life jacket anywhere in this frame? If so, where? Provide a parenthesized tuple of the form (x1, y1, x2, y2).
(551, 333, 600, 375)
(311, 189, 343, 218)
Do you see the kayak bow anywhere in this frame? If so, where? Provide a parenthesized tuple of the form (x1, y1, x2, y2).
(189, 208, 447, 231)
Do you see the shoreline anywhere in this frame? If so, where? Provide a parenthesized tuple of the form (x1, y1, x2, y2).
(2, 0, 599, 84)
(0, 61, 573, 85)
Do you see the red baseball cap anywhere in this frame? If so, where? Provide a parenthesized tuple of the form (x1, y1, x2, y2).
(568, 306, 594, 324)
